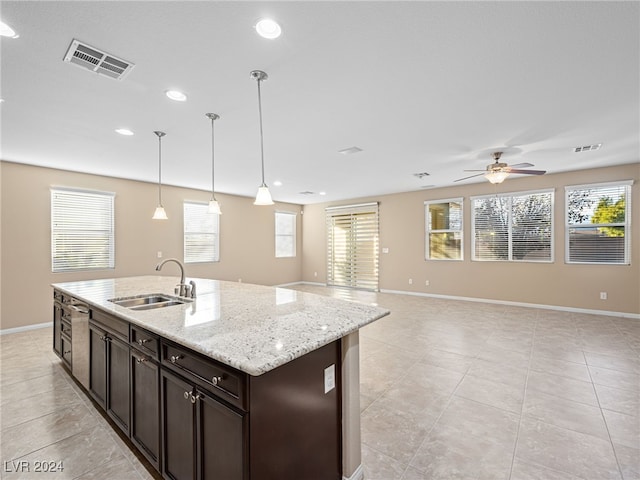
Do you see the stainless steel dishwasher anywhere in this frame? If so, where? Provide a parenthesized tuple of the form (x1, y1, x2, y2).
(66, 301, 91, 390)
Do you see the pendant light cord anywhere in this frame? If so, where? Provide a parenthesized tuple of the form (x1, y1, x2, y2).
(257, 77, 266, 187)
(157, 134, 162, 205)
(211, 117, 216, 199)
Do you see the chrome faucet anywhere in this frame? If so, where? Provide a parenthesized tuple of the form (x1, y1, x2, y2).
(155, 258, 196, 298)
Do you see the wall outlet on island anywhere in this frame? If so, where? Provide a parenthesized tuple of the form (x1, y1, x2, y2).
(425, 280, 430, 286)
(600, 292, 607, 300)
(157, 251, 162, 258)
(314, 272, 318, 277)
(408, 278, 413, 285)
(238, 278, 242, 283)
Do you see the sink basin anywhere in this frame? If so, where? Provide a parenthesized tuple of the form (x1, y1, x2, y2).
(109, 294, 191, 311)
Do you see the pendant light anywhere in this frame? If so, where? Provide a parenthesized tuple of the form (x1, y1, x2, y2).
(152, 131, 168, 220)
(251, 70, 274, 205)
(205, 113, 222, 214)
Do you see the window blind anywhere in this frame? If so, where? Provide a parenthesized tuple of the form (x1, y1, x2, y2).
(51, 187, 115, 272)
(326, 203, 379, 291)
(472, 190, 553, 262)
(183, 201, 220, 263)
(275, 211, 296, 258)
(565, 181, 632, 264)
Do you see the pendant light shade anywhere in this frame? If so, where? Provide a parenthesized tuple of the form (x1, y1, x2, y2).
(152, 131, 168, 220)
(205, 113, 222, 214)
(251, 70, 274, 206)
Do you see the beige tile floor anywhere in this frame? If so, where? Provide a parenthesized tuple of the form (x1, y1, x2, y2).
(1, 286, 638, 479)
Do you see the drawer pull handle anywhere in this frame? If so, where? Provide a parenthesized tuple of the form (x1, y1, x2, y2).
(211, 376, 221, 386)
(100, 335, 107, 342)
(137, 339, 149, 345)
(170, 354, 183, 364)
(64, 350, 71, 355)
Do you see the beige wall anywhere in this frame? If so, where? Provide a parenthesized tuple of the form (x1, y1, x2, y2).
(2, 162, 639, 331)
(302, 164, 640, 315)
(0, 162, 303, 330)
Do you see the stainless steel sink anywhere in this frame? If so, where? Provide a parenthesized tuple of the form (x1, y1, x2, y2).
(109, 294, 191, 311)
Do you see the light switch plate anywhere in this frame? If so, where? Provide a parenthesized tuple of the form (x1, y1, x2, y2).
(324, 364, 335, 394)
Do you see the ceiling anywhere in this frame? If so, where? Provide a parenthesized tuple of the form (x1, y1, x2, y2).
(1, 1, 638, 205)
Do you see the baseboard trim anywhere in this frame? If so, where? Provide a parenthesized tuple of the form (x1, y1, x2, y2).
(379, 288, 640, 320)
(343, 464, 364, 480)
(0, 321, 52, 336)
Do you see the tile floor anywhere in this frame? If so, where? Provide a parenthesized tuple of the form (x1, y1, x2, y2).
(1, 286, 638, 479)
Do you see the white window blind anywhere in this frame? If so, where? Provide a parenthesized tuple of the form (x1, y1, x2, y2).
(183, 201, 220, 263)
(425, 198, 463, 260)
(326, 203, 379, 291)
(51, 187, 115, 272)
(275, 211, 296, 258)
(472, 190, 553, 262)
(565, 181, 632, 264)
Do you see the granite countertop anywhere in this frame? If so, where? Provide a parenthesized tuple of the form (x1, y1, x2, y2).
(52, 276, 390, 376)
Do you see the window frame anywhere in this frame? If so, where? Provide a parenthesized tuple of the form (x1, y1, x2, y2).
(275, 211, 297, 258)
(471, 188, 554, 263)
(424, 197, 464, 261)
(183, 200, 220, 264)
(51, 187, 115, 273)
(565, 180, 632, 265)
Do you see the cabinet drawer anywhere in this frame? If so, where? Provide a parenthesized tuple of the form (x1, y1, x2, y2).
(61, 332, 72, 367)
(91, 309, 129, 341)
(60, 319, 72, 337)
(130, 326, 159, 360)
(161, 342, 245, 410)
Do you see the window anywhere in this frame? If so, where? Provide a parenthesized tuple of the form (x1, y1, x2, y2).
(472, 189, 553, 262)
(425, 198, 463, 260)
(183, 201, 219, 263)
(565, 181, 632, 264)
(51, 187, 115, 272)
(275, 211, 296, 258)
(326, 203, 379, 291)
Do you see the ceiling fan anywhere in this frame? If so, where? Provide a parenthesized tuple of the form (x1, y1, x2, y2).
(454, 151, 546, 184)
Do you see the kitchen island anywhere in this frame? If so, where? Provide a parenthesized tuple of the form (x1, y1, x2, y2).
(52, 276, 389, 480)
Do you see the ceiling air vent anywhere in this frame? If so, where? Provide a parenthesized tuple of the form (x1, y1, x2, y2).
(338, 147, 363, 155)
(413, 172, 430, 179)
(574, 143, 602, 153)
(63, 39, 135, 80)
(298, 191, 315, 196)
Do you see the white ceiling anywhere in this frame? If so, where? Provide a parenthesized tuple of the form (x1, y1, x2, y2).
(1, 1, 638, 204)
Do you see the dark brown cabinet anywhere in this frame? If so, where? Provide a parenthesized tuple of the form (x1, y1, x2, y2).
(130, 328, 161, 470)
(55, 295, 342, 480)
(89, 317, 130, 436)
(160, 368, 245, 480)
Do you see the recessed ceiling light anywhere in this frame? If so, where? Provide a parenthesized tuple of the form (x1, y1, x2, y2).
(115, 128, 134, 136)
(255, 18, 282, 39)
(0, 21, 19, 38)
(338, 146, 363, 155)
(165, 90, 187, 102)
(319, 191, 327, 196)
(273, 180, 283, 187)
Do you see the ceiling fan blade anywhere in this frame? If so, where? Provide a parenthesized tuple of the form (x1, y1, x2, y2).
(509, 162, 533, 169)
(506, 168, 546, 175)
(454, 173, 485, 182)
(462, 169, 487, 172)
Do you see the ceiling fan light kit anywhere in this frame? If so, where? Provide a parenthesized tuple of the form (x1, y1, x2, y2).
(455, 151, 546, 184)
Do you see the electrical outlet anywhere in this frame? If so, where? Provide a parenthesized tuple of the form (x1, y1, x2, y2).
(408, 278, 413, 285)
(382, 247, 390, 254)
(157, 251, 162, 258)
(314, 272, 318, 277)
(238, 278, 242, 283)
(425, 280, 430, 286)
(600, 292, 607, 300)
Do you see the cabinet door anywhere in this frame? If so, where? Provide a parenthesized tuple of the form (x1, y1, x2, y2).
(89, 323, 107, 409)
(107, 335, 130, 435)
(131, 350, 160, 469)
(161, 369, 196, 480)
(53, 303, 62, 356)
(198, 392, 245, 480)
